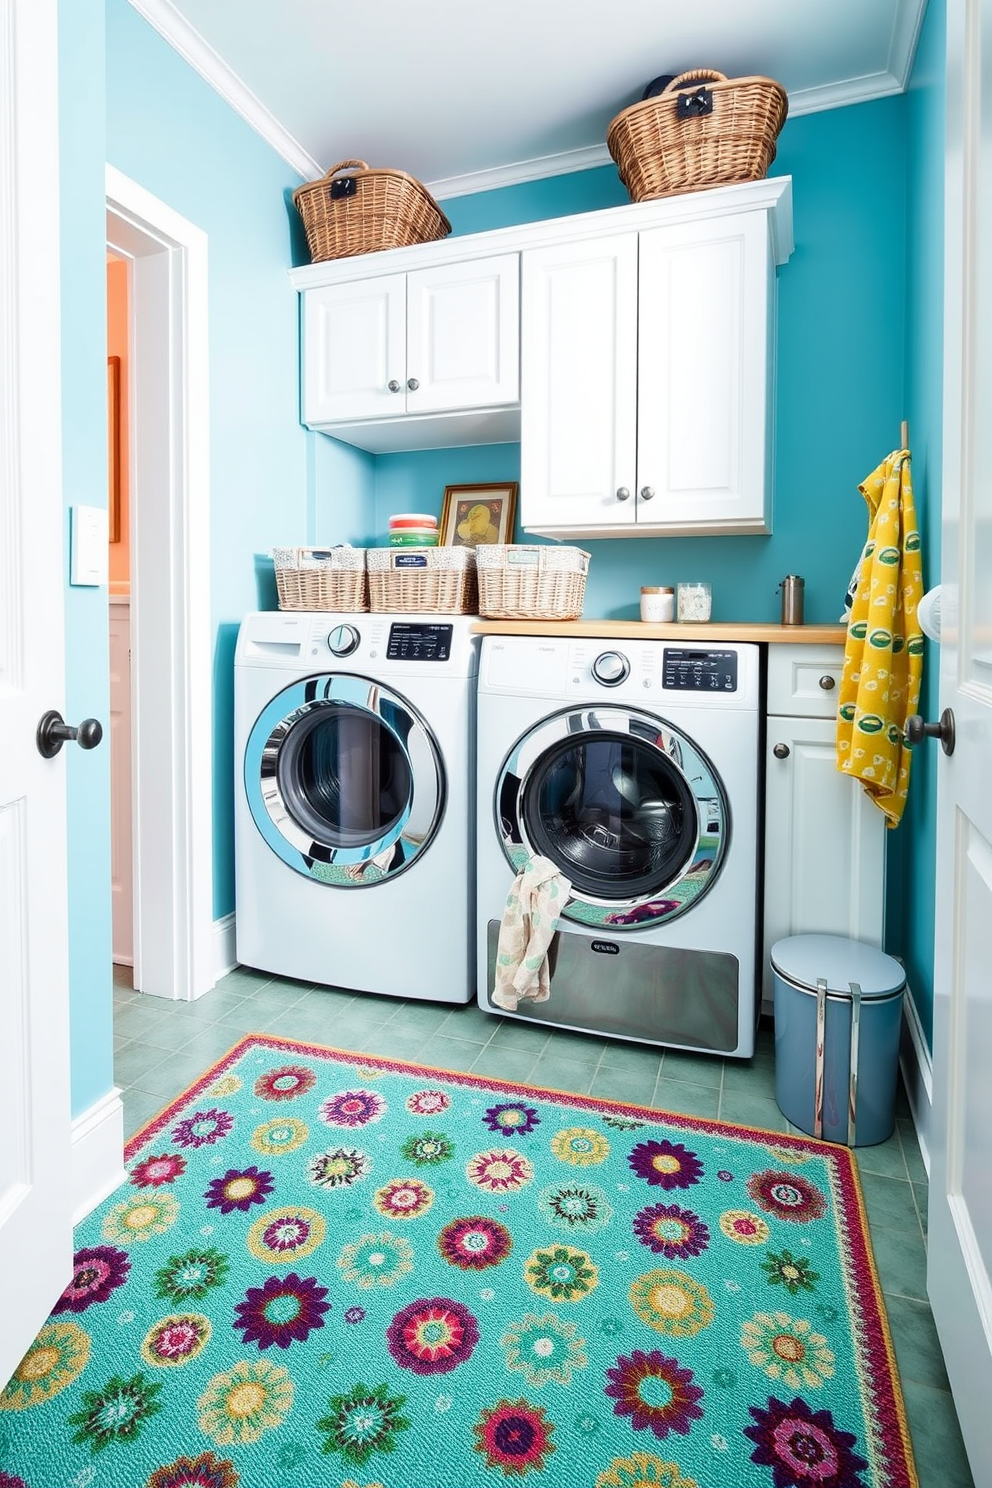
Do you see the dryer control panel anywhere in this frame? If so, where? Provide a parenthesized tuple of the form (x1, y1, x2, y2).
(662, 649, 738, 693)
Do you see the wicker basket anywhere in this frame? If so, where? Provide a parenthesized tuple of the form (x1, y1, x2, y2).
(476, 545, 590, 620)
(292, 160, 451, 263)
(366, 546, 477, 615)
(607, 70, 788, 202)
(273, 546, 368, 612)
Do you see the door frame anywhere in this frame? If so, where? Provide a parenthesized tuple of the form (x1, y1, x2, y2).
(105, 167, 214, 1001)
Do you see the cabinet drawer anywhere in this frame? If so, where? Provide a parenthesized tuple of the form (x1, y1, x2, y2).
(767, 644, 844, 717)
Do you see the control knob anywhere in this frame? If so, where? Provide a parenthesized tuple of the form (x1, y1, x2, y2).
(327, 624, 360, 657)
(592, 650, 630, 686)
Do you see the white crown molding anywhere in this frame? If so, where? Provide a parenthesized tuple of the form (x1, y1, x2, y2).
(125, 0, 318, 180)
(127, 0, 927, 200)
(426, 144, 612, 201)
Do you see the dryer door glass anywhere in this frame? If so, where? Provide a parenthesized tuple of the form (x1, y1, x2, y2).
(521, 732, 696, 899)
(496, 705, 729, 929)
(277, 702, 411, 848)
(245, 673, 444, 885)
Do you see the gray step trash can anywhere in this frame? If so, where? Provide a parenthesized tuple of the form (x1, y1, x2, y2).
(771, 934, 906, 1147)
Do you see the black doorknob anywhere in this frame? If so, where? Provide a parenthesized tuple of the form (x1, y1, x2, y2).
(36, 710, 104, 759)
(905, 708, 955, 756)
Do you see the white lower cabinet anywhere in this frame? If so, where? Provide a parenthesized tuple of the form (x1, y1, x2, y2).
(761, 645, 886, 1007)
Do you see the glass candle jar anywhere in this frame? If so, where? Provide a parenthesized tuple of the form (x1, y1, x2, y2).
(640, 586, 675, 623)
(677, 582, 712, 623)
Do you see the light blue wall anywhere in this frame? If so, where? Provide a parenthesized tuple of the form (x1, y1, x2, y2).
(353, 100, 911, 630)
(59, 0, 114, 1119)
(896, 0, 945, 1045)
(62, 8, 943, 1124)
(103, 0, 378, 931)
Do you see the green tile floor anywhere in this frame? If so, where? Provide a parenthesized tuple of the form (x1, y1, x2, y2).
(112, 963, 975, 1487)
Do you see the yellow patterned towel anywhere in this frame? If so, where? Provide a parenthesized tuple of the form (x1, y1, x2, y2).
(836, 448, 925, 826)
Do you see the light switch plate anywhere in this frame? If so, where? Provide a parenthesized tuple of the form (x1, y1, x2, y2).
(70, 504, 109, 586)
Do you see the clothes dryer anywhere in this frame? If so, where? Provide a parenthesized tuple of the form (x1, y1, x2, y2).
(235, 611, 478, 1002)
(476, 634, 761, 1055)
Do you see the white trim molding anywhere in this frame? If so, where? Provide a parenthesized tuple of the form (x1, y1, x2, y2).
(71, 1089, 126, 1226)
(899, 983, 933, 1176)
(213, 912, 238, 985)
(125, 0, 929, 202)
(125, 0, 317, 180)
(105, 167, 215, 1003)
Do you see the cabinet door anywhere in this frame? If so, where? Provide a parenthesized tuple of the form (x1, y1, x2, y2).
(301, 273, 406, 424)
(637, 211, 773, 534)
(521, 233, 638, 530)
(762, 714, 886, 1004)
(406, 254, 519, 414)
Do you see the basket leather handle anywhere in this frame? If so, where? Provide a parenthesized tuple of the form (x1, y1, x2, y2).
(325, 160, 369, 178)
(663, 69, 727, 92)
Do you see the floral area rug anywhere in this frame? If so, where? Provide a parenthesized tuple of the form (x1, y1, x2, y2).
(0, 1034, 917, 1488)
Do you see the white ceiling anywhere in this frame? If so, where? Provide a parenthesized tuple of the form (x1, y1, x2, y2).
(130, 0, 927, 199)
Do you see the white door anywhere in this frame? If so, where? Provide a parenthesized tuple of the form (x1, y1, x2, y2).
(406, 254, 519, 413)
(927, 0, 992, 1475)
(301, 272, 406, 423)
(520, 233, 639, 533)
(0, 0, 74, 1385)
(637, 211, 773, 535)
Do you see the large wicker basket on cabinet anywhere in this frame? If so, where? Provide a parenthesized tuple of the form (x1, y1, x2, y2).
(292, 160, 451, 263)
(607, 70, 788, 201)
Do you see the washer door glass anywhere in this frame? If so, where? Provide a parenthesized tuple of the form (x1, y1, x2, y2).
(245, 673, 444, 885)
(496, 707, 729, 929)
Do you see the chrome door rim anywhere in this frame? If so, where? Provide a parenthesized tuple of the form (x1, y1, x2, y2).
(245, 672, 444, 885)
(494, 705, 730, 929)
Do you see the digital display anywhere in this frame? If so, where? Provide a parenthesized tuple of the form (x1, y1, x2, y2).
(662, 649, 738, 692)
(386, 623, 454, 661)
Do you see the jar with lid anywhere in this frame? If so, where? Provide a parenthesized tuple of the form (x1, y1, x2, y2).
(677, 582, 712, 623)
(640, 586, 675, 623)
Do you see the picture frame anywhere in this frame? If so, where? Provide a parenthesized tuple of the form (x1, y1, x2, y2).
(438, 481, 518, 549)
(107, 355, 122, 544)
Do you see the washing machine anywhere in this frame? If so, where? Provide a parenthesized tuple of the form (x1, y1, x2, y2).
(235, 610, 478, 1003)
(476, 634, 762, 1056)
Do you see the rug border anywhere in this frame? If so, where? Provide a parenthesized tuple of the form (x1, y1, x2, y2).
(123, 1029, 918, 1488)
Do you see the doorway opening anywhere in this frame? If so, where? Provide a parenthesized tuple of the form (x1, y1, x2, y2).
(105, 168, 214, 1002)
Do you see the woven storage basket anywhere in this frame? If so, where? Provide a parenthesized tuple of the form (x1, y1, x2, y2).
(607, 70, 788, 201)
(292, 160, 451, 263)
(273, 546, 368, 612)
(476, 544, 590, 620)
(367, 546, 477, 615)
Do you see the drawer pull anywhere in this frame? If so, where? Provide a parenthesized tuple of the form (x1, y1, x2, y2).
(819, 675, 836, 691)
(773, 742, 791, 760)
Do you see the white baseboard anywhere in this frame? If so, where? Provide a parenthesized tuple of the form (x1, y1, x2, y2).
(213, 911, 237, 984)
(71, 1088, 126, 1226)
(899, 983, 933, 1177)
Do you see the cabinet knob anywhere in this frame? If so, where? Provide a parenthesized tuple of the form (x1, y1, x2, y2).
(406, 377, 419, 391)
(819, 675, 836, 691)
(639, 486, 655, 501)
(616, 487, 631, 502)
(387, 379, 401, 393)
(772, 742, 791, 760)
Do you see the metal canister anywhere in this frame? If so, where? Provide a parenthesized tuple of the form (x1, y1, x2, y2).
(780, 574, 805, 626)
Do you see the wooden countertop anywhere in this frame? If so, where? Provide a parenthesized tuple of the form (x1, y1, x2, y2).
(471, 619, 847, 644)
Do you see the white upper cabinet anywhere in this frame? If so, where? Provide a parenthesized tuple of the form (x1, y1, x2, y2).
(300, 255, 519, 452)
(521, 208, 777, 538)
(290, 178, 792, 476)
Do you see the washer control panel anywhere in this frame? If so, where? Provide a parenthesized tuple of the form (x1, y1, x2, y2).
(386, 622, 454, 661)
(662, 649, 738, 692)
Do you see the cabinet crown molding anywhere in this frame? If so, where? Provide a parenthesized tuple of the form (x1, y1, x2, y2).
(289, 176, 793, 290)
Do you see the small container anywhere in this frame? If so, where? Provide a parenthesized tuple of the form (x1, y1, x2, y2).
(779, 574, 805, 626)
(677, 582, 712, 623)
(640, 586, 675, 623)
